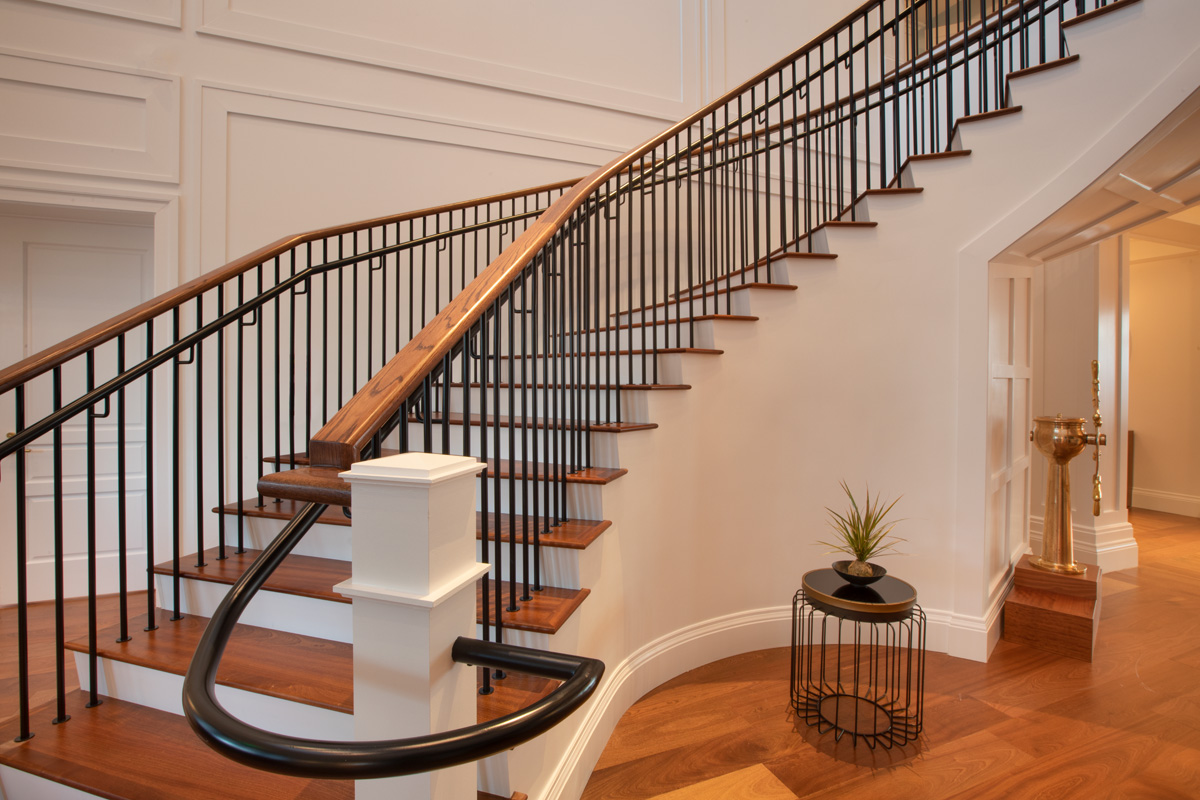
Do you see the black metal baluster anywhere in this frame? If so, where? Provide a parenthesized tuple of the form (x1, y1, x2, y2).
(195, 296, 206, 568)
(145, 322, 158, 631)
(51, 368, 68, 725)
(116, 338, 130, 644)
(217, 285, 226, 560)
(85, 352, 100, 708)
(14, 386, 32, 741)
(171, 309, 183, 620)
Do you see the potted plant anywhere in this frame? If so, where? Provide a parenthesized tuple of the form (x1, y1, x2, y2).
(819, 481, 904, 585)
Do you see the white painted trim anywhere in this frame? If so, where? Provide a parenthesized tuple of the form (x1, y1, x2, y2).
(195, 0, 701, 121)
(1030, 515, 1139, 572)
(30, 0, 183, 28)
(1, 766, 99, 800)
(1132, 488, 1200, 518)
(342, 453, 485, 486)
(0, 48, 181, 183)
(335, 563, 490, 609)
(538, 602, 962, 800)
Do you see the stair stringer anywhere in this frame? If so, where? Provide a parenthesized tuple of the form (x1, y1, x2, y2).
(490, 3, 1200, 798)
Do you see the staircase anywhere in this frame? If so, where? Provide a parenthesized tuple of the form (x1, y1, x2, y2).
(4, 0, 1199, 797)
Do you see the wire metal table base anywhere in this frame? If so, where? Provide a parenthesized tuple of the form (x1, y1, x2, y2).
(790, 587, 926, 749)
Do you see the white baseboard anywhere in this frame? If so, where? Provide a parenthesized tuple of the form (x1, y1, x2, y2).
(1132, 488, 1200, 519)
(536, 602, 966, 800)
(1028, 516, 1139, 572)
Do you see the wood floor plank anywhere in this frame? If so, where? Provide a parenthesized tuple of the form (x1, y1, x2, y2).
(585, 510, 1200, 800)
(648, 764, 797, 800)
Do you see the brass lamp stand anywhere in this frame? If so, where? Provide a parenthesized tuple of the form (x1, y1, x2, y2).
(1029, 360, 1106, 575)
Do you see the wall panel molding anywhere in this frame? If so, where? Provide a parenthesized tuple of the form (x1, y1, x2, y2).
(31, 0, 182, 28)
(197, 0, 705, 120)
(197, 82, 620, 273)
(0, 49, 180, 182)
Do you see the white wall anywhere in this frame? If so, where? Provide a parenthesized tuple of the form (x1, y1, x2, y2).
(1032, 239, 1136, 570)
(0, 0, 871, 604)
(0, 0, 863, 285)
(1129, 251, 1200, 516)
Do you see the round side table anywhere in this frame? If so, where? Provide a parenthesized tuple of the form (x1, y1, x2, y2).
(790, 568, 925, 748)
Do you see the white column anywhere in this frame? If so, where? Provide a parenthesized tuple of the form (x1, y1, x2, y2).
(335, 452, 488, 800)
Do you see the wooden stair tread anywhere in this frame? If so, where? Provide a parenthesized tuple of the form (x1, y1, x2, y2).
(479, 512, 611, 550)
(159, 541, 583, 634)
(1007, 53, 1081, 82)
(484, 458, 626, 485)
(0, 692, 352, 800)
(623, 282, 796, 315)
(417, 411, 658, 434)
(220, 497, 353, 525)
(264, 456, 626, 485)
(477, 669, 559, 726)
(492, 346, 724, 358)
(65, 609, 353, 713)
(575, 313, 758, 336)
(155, 546, 352, 604)
(478, 581, 590, 635)
(221, 498, 611, 549)
(442, 381, 693, 391)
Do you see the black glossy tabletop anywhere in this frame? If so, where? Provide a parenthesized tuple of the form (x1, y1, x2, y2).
(801, 569, 917, 621)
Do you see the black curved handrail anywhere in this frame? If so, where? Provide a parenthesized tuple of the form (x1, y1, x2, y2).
(182, 501, 604, 780)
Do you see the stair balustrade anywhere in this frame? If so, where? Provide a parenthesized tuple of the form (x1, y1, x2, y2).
(0, 0, 1131, 785)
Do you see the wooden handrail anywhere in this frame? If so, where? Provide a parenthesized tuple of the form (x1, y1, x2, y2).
(306, 0, 1082, 472)
(305, 0, 918, 471)
(0, 179, 577, 395)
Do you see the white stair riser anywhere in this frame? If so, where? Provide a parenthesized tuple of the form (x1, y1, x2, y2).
(444, 384, 651, 424)
(72, 652, 353, 740)
(466, 350, 691, 385)
(476, 540, 583, 590)
(406, 421, 624, 469)
(154, 574, 353, 643)
(476, 479, 601, 519)
(614, 291, 753, 326)
(219, 511, 352, 561)
(559, 319, 716, 353)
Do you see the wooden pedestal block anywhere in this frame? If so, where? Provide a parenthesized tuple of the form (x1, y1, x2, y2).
(1002, 554, 1101, 661)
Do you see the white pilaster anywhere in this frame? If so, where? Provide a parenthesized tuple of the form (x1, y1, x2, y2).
(336, 452, 488, 800)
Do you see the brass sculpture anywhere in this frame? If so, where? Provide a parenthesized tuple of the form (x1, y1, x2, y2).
(1029, 361, 1105, 575)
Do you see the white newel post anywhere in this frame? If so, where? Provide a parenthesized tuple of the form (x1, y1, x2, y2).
(335, 453, 488, 800)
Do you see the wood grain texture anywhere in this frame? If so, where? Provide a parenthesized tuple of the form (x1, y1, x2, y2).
(583, 510, 1200, 800)
(479, 512, 610, 550)
(418, 411, 659, 434)
(477, 669, 559, 725)
(0, 692, 352, 800)
(64, 610, 353, 712)
(648, 765, 798, 800)
(477, 582, 590, 635)
(155, 548, 352, 604)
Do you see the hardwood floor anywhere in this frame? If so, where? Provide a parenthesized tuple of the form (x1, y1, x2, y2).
(583, 510, 1200, 800)
(3, 511, 1197, 798)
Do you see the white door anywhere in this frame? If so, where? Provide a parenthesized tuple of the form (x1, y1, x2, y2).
(986, 262, 1034, 591)
(0, 206, 153, 604)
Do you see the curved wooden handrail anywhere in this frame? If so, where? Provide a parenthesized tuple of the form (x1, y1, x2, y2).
(0, 179, 577, 395)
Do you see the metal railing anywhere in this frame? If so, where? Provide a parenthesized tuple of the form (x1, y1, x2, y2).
(1, 0, 1128, 780)
(0, 181, 571, 743)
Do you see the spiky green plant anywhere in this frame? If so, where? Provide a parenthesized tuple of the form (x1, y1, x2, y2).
(819, 481, 905, 576)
